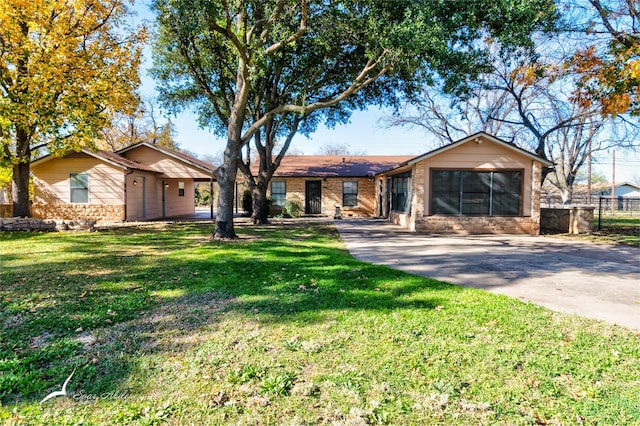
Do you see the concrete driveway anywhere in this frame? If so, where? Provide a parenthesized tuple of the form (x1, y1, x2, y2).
(335, 219, 640, 330)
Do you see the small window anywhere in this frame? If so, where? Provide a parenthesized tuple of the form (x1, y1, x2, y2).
(391, 172, 411, 213)
(70, 173, 89, 203)
(178, 181, 185, 197)
(271, 181, 286, 207)
(342, 181, 358, 207)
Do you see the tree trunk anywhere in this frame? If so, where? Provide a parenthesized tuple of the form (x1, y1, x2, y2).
(12, 129, 31, 218)
(12, 160, 30, 217)
(214, 149, 239, 239)
(251, 183, 269, 224)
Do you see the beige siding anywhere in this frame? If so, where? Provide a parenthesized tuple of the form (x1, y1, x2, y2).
(123, 146, 211, 179)
(162, 178, 196, 218)
(33, 155, 125, 206)
(32, 155, 126, 221)
(125, 172, 164, 221)
(124, 175, 195, 220)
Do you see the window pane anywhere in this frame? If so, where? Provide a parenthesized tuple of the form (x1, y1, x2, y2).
(492, 171, 521, 215)
(342, 181, 358, 207)
(431, 171, 460, 214)
(70, 173, 88, 203)
(461, 172, 490, 215)
(391, 173, 411, 212)
(431, 170, 522, 216)
(271, 181, 286, 207)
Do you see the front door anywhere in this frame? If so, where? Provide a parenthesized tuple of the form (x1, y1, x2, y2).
(305, 181, 322, 214)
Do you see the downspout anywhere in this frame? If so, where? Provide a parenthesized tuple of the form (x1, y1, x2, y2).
(162, 180, 166, 218)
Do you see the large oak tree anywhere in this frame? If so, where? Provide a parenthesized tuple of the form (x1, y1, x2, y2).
(0, 0, 146, 217)
(152, 0, 557, 238)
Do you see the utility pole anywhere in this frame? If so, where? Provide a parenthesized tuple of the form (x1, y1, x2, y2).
(587, 139, 592, 205)
(611, 150, 615, 213)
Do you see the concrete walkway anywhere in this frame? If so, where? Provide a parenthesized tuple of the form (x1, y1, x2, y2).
(335, 219, 640, 330)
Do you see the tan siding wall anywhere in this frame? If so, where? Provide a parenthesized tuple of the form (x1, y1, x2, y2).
(125, 172, 164, 220)
(123, 146, 212, 179)
(33, 156, 125, 206)
(162, 178, 196, 218)
(268, 177, 376, 217)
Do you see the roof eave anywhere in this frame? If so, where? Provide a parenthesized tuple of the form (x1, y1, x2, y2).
(31, 149, 131, 170)
(118, 142, 217, 176)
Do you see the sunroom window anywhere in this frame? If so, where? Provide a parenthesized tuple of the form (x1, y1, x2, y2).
(431, 170, 522, 216)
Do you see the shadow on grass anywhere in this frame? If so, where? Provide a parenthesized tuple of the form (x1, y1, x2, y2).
(0, 222, 456, 404)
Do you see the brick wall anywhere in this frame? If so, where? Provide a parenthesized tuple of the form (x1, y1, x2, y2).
(270, 177, 376, 217)
(32, 203, 125, 222)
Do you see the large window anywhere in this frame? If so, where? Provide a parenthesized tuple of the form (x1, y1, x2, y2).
(391, 172, 411, 213)
(70, 173, 89, 203)
(271, 181, 286, 207)
(431, 170, 522, 216)
(342, 181, 358, 207)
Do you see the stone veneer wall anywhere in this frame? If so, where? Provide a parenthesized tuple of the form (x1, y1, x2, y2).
(540, 207, 594, 234)
(32, 203, 125, 222)
(0, 217, 96, 232)
(0, 204, 13, 218)
(414, 216, 540, 235)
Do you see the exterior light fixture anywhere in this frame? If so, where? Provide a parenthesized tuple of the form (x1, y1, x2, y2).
(133, 180, 138, 186)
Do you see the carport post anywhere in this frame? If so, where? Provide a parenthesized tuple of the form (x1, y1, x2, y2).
(210, 178, 214, 219)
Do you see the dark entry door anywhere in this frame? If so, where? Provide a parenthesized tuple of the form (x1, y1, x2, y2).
(305, 181, 322, 214)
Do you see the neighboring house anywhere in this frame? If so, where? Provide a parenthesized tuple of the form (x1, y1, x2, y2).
(595, 182, 640, 198)
(594, 182, 640, 212)
(377, 132, 553, 235)
(31, 142, 216, 222)
(263, 155, 414, 217)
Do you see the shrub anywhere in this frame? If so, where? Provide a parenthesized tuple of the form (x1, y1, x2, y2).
(283, 195, 303, 218)
(242, 189, 253, 216)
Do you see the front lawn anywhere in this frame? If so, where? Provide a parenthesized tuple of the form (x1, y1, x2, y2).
(1, 222, 638, 424)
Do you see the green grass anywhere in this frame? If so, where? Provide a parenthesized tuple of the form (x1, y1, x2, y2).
(1, 222, 639, 425)
(587, 215, 640, 246)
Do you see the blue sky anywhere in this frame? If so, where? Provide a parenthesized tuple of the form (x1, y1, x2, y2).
(134, 1, 639, 184)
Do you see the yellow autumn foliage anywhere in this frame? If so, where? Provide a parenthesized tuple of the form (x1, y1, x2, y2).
(0, 0, 147, 162)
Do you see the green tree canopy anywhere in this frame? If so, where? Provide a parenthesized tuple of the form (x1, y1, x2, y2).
(0, 0, 147, 217)
(152, 0, 557, 238)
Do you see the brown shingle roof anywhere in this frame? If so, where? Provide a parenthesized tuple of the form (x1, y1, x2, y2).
(32, 149, 160, 173)
(117, 142, 217, 175)
(95, 150, 159, 172)
(265, 155, 415, 177)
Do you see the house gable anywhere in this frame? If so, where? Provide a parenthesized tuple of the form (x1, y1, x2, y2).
(118, 143, 216, 180)
(379, 132, 547, 235)
(403, 132, 553, 168)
